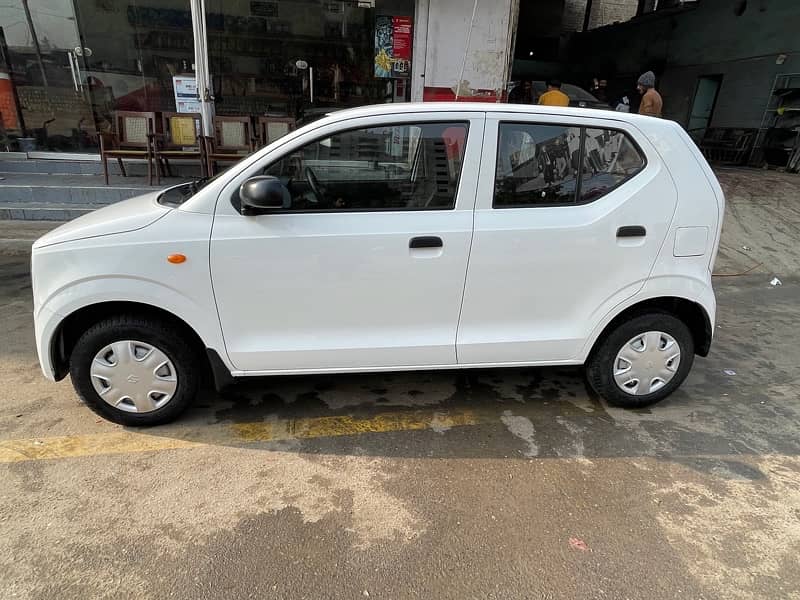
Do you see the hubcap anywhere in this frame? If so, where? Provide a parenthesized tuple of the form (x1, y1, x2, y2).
(613, 331, 681, 396)
(90, 341, 178, 413)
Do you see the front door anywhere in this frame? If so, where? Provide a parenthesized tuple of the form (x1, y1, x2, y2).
(211, 113, 484, 372)
(457, 114, 678, 365)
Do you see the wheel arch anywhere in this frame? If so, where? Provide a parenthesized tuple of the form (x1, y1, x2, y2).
(587, 296, 713, 362)
(50, 301, 230, 388)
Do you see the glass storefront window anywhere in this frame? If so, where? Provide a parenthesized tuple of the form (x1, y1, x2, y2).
(0, 0, 415, 153)
(74, 0, 195, 140)
(205, 0, 415, 122)
(0, 0, 98, 151)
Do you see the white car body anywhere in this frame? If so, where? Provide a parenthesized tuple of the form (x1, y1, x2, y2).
(32, 103, 723, 419)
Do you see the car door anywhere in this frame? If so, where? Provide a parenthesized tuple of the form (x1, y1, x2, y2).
(211, 112, 484, 372)
(456, 113, 678, 365)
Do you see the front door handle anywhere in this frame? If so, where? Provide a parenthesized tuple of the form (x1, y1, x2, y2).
(617, 226, 647, 238)
(409, 236, 443, 249)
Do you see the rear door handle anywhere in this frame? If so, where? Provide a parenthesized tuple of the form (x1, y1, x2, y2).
(617, 226, 647, 238)
(409, 236, 443, 249)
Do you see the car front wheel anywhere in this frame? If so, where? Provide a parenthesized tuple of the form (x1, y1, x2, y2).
(69, 315, 201, 426)
(586, 312, 695, 408)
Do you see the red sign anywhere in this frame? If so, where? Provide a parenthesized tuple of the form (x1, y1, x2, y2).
(392, 16, 412, 61)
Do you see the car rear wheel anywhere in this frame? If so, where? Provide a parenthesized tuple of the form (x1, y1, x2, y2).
(70, 315, 201, 426)
(586, 312, 694, 408)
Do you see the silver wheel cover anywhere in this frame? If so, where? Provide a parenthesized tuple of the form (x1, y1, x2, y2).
(613, 331, 681, 396)
(90, 340, 178, 413)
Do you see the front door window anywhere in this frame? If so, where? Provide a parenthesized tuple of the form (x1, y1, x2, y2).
(247, 121, 469, 212)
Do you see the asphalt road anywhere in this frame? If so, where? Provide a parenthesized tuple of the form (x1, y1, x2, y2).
(2, 170, 800, 599)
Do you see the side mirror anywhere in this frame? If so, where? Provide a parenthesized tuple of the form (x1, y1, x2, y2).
(239, 176, 290, 214)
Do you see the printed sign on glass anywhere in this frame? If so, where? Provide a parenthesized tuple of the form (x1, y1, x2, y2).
(173, 76, 201, 113)
(374, 16, 412, 78)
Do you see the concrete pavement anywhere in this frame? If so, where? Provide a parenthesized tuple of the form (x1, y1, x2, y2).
(1, 169, 799, 599)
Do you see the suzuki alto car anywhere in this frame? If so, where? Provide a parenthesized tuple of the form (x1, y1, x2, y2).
(32, 103, 724, 426)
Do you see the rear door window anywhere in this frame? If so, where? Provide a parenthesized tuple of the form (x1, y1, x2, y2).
(494, 123, 582, 206)
(493, 122, 645, 208)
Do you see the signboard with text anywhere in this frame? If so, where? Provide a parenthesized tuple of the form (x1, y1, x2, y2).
(374, 15, 412, 78)
(173, 75, 201, 113)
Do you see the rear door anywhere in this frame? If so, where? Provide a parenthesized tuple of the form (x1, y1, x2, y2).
(457, 113, 678, 364)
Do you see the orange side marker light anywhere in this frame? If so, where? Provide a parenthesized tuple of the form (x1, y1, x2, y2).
(167, 254, 187, 264)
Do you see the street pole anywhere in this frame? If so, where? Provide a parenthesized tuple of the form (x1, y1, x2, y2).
(582, 0, 594, 31)
(190, 0, 214, 136)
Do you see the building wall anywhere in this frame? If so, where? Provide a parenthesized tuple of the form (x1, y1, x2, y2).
(570, 0, 800, 128)
(422, 0, 518, 94)
(562, 0, 639, 32)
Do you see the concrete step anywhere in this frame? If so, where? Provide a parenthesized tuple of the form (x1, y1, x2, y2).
(0, 172, 194, 221)
(0, 202, 95, 221)
(0, 172, 194, 220)
(0, 156, 204, 178)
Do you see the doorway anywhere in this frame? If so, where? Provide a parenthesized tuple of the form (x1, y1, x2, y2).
(688, 75, 723, 141)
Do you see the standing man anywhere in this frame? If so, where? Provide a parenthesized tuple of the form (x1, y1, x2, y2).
(538, 79, 570, 107)
(637, 71, 663, 117)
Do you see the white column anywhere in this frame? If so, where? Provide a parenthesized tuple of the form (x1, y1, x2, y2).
(190, 0, 214, 136)
(410, 0, 429, 102)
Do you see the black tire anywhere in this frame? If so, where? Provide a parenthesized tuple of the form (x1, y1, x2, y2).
(586, 312, 694, 409)
(69, 315, 202, 426)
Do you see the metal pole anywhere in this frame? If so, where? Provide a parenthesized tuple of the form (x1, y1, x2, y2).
(21, 0, 48, 87)
(455, 0, 480, 101)
(582, 0, 594, 31)
(190, 0, 214, 135)
(309, 66, 314, 104)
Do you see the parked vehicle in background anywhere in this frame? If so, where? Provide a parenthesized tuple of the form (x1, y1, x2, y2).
(508, 80, 610, 109)
(32, 103, 724, 425)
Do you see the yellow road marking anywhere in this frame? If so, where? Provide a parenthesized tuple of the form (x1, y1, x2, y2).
(232, 410, 479, 442)
(0, 409, 481, 464)
(0, 432, 203, 463)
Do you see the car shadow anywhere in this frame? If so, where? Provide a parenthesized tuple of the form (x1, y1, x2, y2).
(136, 360, 799, 482)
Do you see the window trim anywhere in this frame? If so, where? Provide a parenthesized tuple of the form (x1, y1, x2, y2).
(492, 121, 648, 209)
(231, 120, 471, 215)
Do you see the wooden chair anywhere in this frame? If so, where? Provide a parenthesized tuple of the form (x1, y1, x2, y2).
(204, 115, 255, 175)
(99, 111, 156, 185)
(256, 116, 295, 148)
(152, 112, 206, 183)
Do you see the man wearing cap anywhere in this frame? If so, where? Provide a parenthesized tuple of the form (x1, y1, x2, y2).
(637, 71, 663, 117)
(538, 79, 570, 107)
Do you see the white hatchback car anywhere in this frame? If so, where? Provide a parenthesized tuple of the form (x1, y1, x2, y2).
(32, 103, 724, 426)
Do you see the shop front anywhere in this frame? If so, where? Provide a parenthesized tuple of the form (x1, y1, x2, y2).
(0, 0, 416, 154)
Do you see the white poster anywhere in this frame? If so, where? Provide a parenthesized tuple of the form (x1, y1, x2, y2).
(173, 75, 201, 114)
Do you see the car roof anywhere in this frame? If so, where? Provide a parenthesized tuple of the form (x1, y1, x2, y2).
(313, 102, 673, 130)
